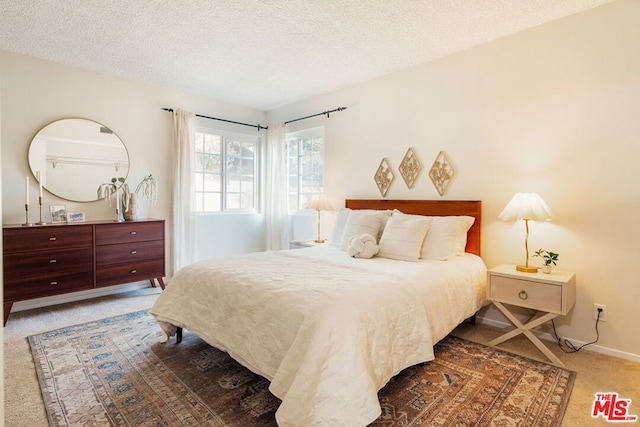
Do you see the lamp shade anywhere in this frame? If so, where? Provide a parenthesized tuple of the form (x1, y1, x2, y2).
(498, 193, 553, 222)
(305, 194, 333, 212)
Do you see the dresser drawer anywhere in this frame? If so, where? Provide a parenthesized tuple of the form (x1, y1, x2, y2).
(489, 275, 562, 313)
(96, 240, 164, 266)
(4, 271, 94, 302)
(3, 225, 93, 253)
(95, 221, 163, 245)
(96, 258, 165, 287)
(3, 249, 93, 283)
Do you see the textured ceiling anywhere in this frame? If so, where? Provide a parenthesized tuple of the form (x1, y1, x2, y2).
(0, 0, 613, 111)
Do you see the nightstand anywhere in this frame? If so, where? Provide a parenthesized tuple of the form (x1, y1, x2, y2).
(289, 240, 327, 249)
(487, 264, 576, 367)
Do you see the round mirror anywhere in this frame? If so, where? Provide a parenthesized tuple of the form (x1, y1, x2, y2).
(28, 118, 130, 202)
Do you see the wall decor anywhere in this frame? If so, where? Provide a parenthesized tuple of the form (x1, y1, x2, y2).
(428, 151, 455, 196)
(398, 147, 422, 189)
(374, 158, 394, 197)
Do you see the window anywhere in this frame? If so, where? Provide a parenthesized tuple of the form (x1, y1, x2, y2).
(194, 129, 258, 212)
(286, 128, 325, 212)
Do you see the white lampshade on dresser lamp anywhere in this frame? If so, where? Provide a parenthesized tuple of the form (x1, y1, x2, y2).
(306, 194, 333, 243)
(499, 193, 554, 273)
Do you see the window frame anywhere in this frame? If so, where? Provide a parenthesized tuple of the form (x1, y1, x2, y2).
(285, 127, 325, 213)
(193, 127, 260, 214)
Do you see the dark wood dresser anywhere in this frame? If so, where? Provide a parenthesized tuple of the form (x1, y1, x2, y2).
(3, 219, 165, 325)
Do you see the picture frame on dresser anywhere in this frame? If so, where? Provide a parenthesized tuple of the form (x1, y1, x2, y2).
(67, 212, 86, 223)
(49, 205, 67, 223)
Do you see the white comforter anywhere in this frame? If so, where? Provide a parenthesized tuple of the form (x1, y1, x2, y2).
(151, 246, 486, 427)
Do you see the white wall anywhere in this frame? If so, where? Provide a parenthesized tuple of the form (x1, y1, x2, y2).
(1, 51, 267, 308)
(268, 0, 640, 359)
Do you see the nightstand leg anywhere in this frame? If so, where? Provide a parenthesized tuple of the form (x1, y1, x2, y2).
(489, 302, 564, 367)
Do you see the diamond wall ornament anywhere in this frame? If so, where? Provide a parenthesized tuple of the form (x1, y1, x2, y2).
(428, 151, 455, 196)
(374, 158, 394, 197)
(398, 147, 422, 189)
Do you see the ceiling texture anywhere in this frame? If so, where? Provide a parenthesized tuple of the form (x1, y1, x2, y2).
(0, 0, 613, 111)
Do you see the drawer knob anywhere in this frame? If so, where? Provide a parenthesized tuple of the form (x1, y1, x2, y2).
(518, 290, 528, 300)
(130, 269, 137, 274)
(50, 281, 58, 285)
(49, 237, 57, 241)
(130, 250, 137, 254)
(130, 231, 137, 235)
(49, 259, 57, 263)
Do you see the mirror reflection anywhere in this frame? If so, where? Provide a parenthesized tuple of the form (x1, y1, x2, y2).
(28, 118, 130, 202)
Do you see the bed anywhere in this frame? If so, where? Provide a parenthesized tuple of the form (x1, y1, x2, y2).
(151, 199, 486, 426)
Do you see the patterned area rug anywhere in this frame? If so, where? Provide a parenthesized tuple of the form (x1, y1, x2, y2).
(28, 309, 575, 426)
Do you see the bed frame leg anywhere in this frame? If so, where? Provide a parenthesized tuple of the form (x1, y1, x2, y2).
(176, 327, 183, 344)
(468, 313, 477, 325)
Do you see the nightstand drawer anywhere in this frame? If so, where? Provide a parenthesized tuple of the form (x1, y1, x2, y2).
(489, 275, 562, 313)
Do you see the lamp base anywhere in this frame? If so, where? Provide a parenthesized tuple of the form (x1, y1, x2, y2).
(313, 239, 326, 243)
(516, 265, 538, 273)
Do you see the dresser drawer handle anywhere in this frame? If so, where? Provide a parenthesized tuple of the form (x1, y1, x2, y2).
(130, 269, 137, 274)
(130, 250, 137, 255)
(49, 259, 57, 263)
(50, 281, 58, 285)
(518, 290, 528, 300)
(130, 231, 137, 235)
(49, 237, 57, 241)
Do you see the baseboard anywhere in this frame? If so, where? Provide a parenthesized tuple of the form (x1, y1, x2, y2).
(476, 315, 640, 364)
(11, 282, 150, 312)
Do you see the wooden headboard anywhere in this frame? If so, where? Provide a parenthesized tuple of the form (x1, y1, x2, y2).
(345, 199, 482, 256)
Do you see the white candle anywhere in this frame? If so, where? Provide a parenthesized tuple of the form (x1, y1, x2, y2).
(37, 171, 43, 198)
(25, 175, 29, 205)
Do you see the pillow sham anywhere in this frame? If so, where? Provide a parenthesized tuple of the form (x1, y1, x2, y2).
(453, 216, 475, 254)
(330, 208, 351, 247)
(338, 210, 389, 250)
(420, 215, 475, 260)
(378, 215, 431, 262)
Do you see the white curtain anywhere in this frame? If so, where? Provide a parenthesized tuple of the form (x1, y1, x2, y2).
(265, 123, 290, 250)
(171, 109, 196, 274)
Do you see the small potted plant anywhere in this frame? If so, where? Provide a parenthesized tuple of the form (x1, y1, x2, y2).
(533, 248, 559, 273)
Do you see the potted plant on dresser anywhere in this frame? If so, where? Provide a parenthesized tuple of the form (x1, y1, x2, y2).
(533, 248, 559, 273)
(125, 174, 158, 221)
(97, 174, 157, 221)
(97, 177, 128, 222)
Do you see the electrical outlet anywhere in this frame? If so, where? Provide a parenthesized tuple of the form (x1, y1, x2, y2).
(594, 304, 608, 321)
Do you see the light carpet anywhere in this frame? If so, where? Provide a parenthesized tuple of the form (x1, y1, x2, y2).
(28, 309, 575, 426)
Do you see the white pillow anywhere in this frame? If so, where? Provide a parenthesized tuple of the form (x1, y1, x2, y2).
(330, 208, 351, 247)
(453, 216, 475, 254)
(339, 211, 387, 250)
(420, 216, 475, 260)
(378, 215, 431, 262)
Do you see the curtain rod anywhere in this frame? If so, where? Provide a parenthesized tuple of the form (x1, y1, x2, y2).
(284, 107, 347, 125)
(162, 106, 347, 131)
(162, 108, 267, 131)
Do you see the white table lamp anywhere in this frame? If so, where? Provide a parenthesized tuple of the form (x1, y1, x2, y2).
(306, 194, 333, 243)
(499, 193, 554, 273)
